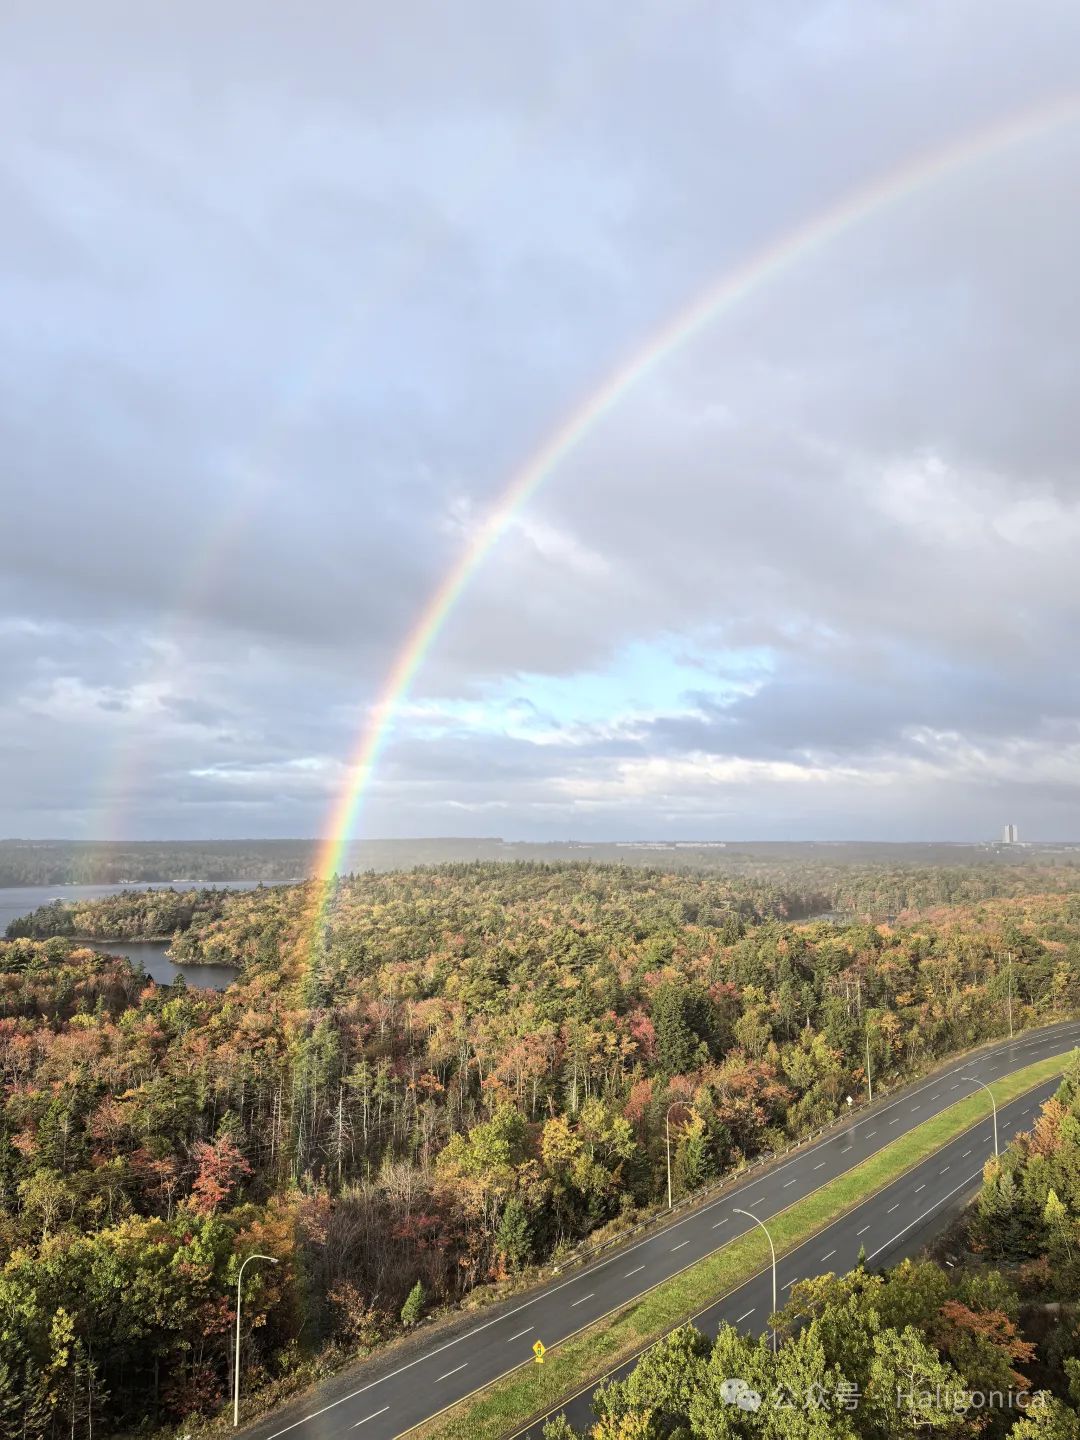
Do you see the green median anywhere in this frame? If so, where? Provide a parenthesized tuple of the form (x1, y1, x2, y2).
(404, 1048, 1074, 1440)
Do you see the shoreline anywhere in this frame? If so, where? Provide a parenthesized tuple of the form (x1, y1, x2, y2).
(75, 935, 241, 970)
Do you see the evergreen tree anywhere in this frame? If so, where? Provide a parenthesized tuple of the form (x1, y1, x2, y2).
(400, 1281, 425, 1327)
(496, 1196, 532, 1271)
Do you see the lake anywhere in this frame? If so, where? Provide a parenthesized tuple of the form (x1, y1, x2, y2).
(0, 880, 274, 990)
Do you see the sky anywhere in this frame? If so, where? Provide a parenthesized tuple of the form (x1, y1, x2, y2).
(3, 0, 1080, 843)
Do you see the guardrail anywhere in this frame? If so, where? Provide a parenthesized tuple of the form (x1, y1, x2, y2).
(547, 1024, 1046, 1276)
(547, 1088, 892, 1274)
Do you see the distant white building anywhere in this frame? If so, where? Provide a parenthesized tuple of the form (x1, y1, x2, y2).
(1002, 823, 1019, 844)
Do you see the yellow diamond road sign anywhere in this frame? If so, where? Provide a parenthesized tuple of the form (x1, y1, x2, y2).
(533, 1340, 546, 1364)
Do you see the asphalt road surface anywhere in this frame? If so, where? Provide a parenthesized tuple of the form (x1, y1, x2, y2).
(248, 1021, 1080, 1440)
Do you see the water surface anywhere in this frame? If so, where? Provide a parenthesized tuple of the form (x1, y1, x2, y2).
(0, 880, 272, 990)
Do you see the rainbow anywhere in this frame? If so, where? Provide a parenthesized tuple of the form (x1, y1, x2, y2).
(308, 92, 1078, 932)
(89, 463, 269, 849)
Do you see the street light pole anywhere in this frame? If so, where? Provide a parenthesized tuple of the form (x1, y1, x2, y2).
(1007, 952, 1014, 1040)
(665, 1102, 689, 1211)
(732, 1209, 777, 1353)
(234, 1254, 279, 1427)
(865, 1025, 873, 1103)
(963, 1076, 999, 1157)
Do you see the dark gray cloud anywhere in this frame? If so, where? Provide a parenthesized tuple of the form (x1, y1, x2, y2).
(3, 0, 1080, 840)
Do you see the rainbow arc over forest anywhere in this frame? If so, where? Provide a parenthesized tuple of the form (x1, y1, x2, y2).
(307, 92, 1079, 944)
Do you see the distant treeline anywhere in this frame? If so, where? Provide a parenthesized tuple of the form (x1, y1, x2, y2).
(3, 836, 1080, 890)
(0, 839, 315, 886)
(9, 853, 1080, 942)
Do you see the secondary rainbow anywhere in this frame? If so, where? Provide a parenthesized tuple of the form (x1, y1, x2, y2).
(89, 17, 690, 850)
(310, 92, 1080, 917)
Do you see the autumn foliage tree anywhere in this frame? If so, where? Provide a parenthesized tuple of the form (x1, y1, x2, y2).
(4, 864, 1080, 1433)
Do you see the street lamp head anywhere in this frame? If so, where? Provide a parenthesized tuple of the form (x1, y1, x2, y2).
(238, 1252, 280, 1279)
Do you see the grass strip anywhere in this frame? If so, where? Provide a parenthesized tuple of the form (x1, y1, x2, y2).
(404, 1049, 1073, 1440)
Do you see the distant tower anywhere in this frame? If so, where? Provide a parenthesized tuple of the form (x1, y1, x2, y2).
(1002, 823, 1018, 844)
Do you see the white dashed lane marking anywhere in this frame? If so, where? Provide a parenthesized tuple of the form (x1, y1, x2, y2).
(261, 1036, 1080, 1440)
(506, 1328, 533, 1343)
(352, 1408, 389, 1428)
(571, 1294, 595, 1307)
(863, 1168, 985, 1265)
(735, 1309, 755, 1324)
(436, 1365, 467, 1383)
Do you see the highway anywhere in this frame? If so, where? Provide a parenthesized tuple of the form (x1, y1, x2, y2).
(515, 1059, 1063, 1438)
(247, 1021, 1080, 1440)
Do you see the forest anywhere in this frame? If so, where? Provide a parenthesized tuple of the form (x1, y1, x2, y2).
(550, 1056, 1080, 1440)
(3, 862, 1080, 1434)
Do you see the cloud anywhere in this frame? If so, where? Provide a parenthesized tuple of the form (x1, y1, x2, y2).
(3, 0, 1080, 838)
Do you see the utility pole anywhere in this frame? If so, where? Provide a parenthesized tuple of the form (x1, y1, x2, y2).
(1007, 952, 1014, 1039)
(732, 1209, 777, 1353)
(234, 1254, 278, 1427)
